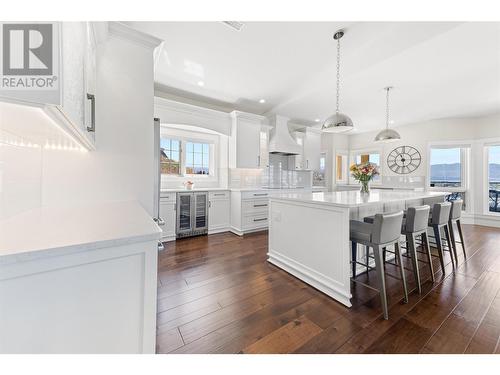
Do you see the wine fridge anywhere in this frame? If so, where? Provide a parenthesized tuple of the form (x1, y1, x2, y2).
(176, 192, 209, 238)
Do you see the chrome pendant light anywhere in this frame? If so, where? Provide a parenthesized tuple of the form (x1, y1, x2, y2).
(322, 30, 354, 133)
(374, 86, 401, 142)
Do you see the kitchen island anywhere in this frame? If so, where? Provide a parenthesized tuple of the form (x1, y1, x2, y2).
(267, 190, 448, 307)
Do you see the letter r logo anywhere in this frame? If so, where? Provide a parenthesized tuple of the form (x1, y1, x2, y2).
(2, 24, 53, 75)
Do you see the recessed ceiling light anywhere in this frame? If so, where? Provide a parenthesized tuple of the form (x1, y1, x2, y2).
(259, 99, 266, 104)
(315, 119, 320, 122)
(197, 81, 205, 87)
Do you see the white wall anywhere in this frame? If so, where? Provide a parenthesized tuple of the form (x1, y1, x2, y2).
(323, 132, 349, 190)
(0, 30, 158, 218)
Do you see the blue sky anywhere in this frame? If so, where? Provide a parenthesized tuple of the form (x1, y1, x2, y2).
(490, 145, 500, 164)
(430, 148, 460, 165)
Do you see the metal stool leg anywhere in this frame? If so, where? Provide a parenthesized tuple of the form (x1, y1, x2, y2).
(365, 246, 370, 275)
(444, 224, 457, 266)
(422, 232, 435, 282)
(448, 219, 458, 259)
(373, 245, 389, 320)
(456, 219, 467, 258)
(406, 233, 421, 294)
(351, 241, 357, 277)
(395, 242, 409, 303)
(433, 225, 446, 274)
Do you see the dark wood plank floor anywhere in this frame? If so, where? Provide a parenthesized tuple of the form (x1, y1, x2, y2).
(156, 224, 500, 354)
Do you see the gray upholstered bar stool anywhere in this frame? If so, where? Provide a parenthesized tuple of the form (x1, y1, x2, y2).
(448, 200, 466, 260)
(428, 201, 454, 273)
(401, 205, 433, 294)
(350, 211, 407, 320)
(364, 205, 433, 294)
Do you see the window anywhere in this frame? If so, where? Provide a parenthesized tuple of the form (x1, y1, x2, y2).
(488, 145, 500, 213)
(354, 152, 381, 182)
(160, 138, 180, 175)
(335, 152, 348, 184)
(313, 153, 327, 186)
(185, 142, 210, 175)
(429, 147, 462, 188)
(160, 137, 212, 176)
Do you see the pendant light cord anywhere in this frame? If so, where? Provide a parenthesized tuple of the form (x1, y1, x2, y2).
(336, 37, 341, 114)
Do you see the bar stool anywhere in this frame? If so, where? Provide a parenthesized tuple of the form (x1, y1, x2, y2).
(364, 205, 434, 294)
(350, 211, 407, 320)
(428, 202, 454, 273)
(448, 200, 466, 260)
(401, 205, 433, 294)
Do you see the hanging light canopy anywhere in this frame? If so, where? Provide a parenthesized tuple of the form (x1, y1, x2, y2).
(322, 30, 354, 133)
(374, 86, 401, 142)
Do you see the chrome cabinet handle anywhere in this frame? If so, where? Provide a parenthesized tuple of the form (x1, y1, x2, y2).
(209, 201, 212, 208)
(258, 155, 261, 166)
(253, 204, 268, 207)
(253, 218, 267, 222)
(86, 93, 96, 132)
(213, 193, 225, 196)
(253, 193, 268, 196)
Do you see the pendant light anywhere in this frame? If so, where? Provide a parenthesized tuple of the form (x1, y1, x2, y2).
(322, 30, 354, 133)
(374, 86, 401, 142)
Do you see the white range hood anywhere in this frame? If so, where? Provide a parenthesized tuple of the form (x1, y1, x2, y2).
(268, 114, 301, 155)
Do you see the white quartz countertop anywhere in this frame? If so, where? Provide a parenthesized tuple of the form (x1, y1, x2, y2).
(269, 190, 449, 208)
(161, 187, 229, 193)
(0, 201, 161, 264)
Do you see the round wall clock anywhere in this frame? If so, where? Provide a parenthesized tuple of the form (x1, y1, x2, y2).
(387, 146, 421, 174)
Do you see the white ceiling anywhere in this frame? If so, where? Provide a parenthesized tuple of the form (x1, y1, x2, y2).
(127, 21, 500, 133)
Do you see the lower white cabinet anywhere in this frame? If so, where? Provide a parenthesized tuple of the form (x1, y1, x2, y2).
(208, 191, 230, 233)
(159, 193, 176, 242)
(230, 190, 270, 236)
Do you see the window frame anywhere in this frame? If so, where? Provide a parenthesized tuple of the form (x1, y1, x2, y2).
(427, 142, 470, 193)
(484, 140, 500, 216)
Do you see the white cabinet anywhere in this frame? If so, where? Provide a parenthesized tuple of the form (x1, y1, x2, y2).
(303, 128, 322, 171)
(229, 111, 268, 169)
(0, 22, 99, 150)
(208, 191, 230, 233)
(159, 192, 176, 241)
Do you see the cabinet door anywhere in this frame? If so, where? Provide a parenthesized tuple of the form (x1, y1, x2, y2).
(84, 22, 97, 141)
(304, 131, 321, 170)
(159, 201, 176, 239)
(193, 193, 208, 230)
(208, 199, 230, 231)
(237, 120, 261, 168)
(61, 22, 87, 134)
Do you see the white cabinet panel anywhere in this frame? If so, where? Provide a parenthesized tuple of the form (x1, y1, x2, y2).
(229, 111, 267, 169)
(159, 199, 176, 241)
(304, 129, 322, 171)
(208, 198, 230, 232)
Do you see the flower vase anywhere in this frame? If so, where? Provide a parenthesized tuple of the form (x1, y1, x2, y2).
(360, 181, 370, 194)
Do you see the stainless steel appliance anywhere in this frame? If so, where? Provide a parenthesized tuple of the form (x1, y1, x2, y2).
(176, 192, 209, 238)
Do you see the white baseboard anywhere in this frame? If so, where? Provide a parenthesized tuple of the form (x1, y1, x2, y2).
(267, 249, 352, 307)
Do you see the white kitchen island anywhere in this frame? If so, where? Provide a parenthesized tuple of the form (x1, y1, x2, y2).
(0, 201, 161, 353)
(267, 190, 448, 307)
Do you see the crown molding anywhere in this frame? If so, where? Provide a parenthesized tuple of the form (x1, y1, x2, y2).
(108, 22, 162, 50)
(230, 110, 268, 124)
(154, 96, 230, 122)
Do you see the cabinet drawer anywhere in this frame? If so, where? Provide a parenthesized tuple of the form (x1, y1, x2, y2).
(241, 191, 270, 200)
(160, 192, 176, 203)
(242, 213, 269, 229)
(242, 199, 269, 214)
(209, 191, 229, 200)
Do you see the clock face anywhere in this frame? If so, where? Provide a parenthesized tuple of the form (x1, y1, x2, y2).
(387, 146, 421, 174)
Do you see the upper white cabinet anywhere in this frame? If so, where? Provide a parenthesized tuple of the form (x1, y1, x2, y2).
(303, 128, 322, 170)
(0, 22, 101, 150)
(229, 111, 268, 169)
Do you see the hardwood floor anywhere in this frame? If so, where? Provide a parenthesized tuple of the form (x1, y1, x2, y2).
(156, 224, 500, 354)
